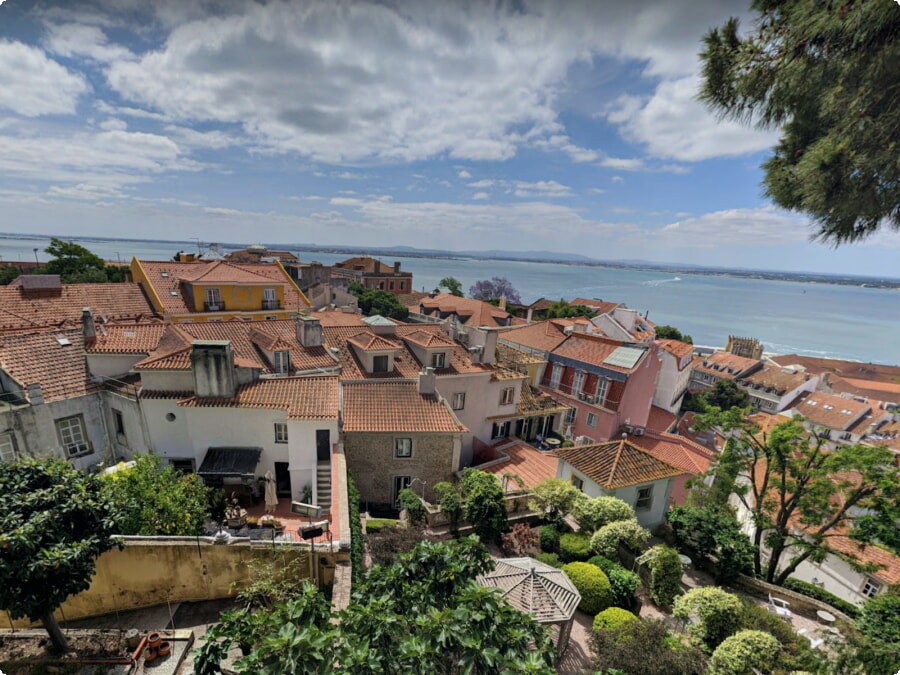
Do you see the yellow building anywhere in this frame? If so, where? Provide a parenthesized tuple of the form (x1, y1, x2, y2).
(131, 258, 311, 323)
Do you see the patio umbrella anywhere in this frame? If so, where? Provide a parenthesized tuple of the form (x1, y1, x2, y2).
(264, 471, 278, 514)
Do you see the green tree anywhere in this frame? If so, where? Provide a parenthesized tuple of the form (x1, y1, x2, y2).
(439, 276, 463, 297)
(668, 505, 754, 582)
(100, 454, 210, 536)
(699, 3, 900, 244)
(707, 630, 780, 675)
(459, 468, 508, 542)
(588, 618, 707, 675)
(0, 458, 120, 652)
(545, 299, 594, 319)
(673, 588, 743, 652)
(0, 265, 21, 285)
(857, 591, 900, 647)
(528, 478, 581, 526)
(654, 325, 693, 344)
(590, 519, 650, 558)
(574, 495, 635, 533)
(195, 537, 555, 674)
(349, 282, 410, 320)
(643, 545, 683, 608)
(43, 238, 105, 280)
(704, 410, 900, 584)
(704, 379, 749, 411)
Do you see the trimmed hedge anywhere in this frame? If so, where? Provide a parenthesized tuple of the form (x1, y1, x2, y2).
(644, 545, 683, 608)
(535, 552, 563, 568)
(366, 518, 400, 533)
(540, 525, 560, 553)
(587, 555, 640, 608)
(592, 607, 639, 634)
(707, 630, 781, 675)
(348, 474, 363, 582)
(858, 593, 900, 645)
(562, 562, 613, 614)
(673, 588, 743, 652)
(559, 532, 592, 562)
(590, 518, 650, 558)
(782, 577, 859, 618)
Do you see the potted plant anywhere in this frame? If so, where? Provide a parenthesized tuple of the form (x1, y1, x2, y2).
(300, 483, 313, 504)
(226, 495, 247, 528)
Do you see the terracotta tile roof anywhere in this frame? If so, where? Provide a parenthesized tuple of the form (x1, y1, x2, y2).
(629, 431, 713, 475)
(401, 329, 456, 349)
(395, 291, 430, 306)
(341, 380, 466, 433)
(825, 374, 900, 405)
(864, 419, 900, 451)
(646, 406, 677, 433)
(135, 259, 309, 315)
(0, 283, 156, 332)
(527, 297, 555, 312)
(792, 392, 871, 431)
(495, 343, 545, 370)
(737, 363, 811, 395)
(769, 354, 900, 384)
(311, 310, 367, 327)
(556, 439, 685, 489)
(693, 351, 761, 379)
(657, 339, 694, 360)
(552, 333, 647, 373)
(179, 376, 339, 419)
(411, 293, 513, 328)
(139, 389, 194, 400)
(570, 298, 620, 315)
(347, 333, 402, 352)
(86, 322, 167, 354)
(475, 440, 559, 489)
(134, 320, 337, 373)
(0, 329, 89, 403)
(499, 320, 572, 353)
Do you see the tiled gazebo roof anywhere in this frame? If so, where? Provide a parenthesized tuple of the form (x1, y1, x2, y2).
(478, 557, 580, 624)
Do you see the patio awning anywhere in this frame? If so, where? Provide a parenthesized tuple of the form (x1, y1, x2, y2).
(197, 447, 262, 478)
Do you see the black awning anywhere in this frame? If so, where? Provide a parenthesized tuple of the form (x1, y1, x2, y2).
(197, 447, 262, 477)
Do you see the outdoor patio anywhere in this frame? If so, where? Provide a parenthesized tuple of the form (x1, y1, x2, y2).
(204, 497, 335, 546)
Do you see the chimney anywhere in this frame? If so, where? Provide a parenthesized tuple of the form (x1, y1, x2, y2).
(526, 307, 533, 322)
(498, 295, 507, 310)
(481, 329, 498, 365)
(26, 383, 44, 405)
(418, 367, 436, 395)
(393, 261, 401, 273)
(191, 341, 237, 399)
(296, 315, 323, 348)
(81, 307, 96, 345)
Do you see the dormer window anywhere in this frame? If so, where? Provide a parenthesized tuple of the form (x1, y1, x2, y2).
(430, 352, 446, 369)
(373, 355, 389, 373)
(205, 287, 223, 311)
(274, 350, 291, 374)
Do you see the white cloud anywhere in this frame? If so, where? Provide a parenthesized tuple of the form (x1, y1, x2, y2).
(533, 134, 599, 163)
(164, 125, 235, 150)
(610, 176, 624, 184)
(44, 23, 132, 63)
(600, 157, 645, 171)
(0, 40, 87, 116)
(457, 169, 472, 179)
(467, 179, 495, 188)
(658, 207, 812, 247)
(589, 188, 606, 195)
(512, 180, 572, 198)
(472, 192, 489, 200)
(335, 171, 366, 180)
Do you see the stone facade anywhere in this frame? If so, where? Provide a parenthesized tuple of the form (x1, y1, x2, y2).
(342, 431, 461, 508)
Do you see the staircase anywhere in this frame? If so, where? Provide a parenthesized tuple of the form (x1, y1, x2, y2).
(316, 461, 332, 511)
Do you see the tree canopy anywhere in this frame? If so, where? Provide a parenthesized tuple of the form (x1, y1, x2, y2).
(699, 2, 900, 244)
(468, 277, 521, 305)
(545, 299, 594, 319)
(194, 537, 554, 674)
(0, 458, 120, 651)
(700, 410, 900, 584)
(683, 379, 750, 413)
(438, 276, 463, 297)
(349, 282, 409, 320)
(654, 325, 693, 344)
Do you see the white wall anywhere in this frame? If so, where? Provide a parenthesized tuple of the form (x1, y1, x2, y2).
(653, 350, 692, 414)
(140, 370, 195, 391)
(87, 353, 148, 378)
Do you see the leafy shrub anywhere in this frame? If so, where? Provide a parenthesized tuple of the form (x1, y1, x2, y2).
(539, 525, 560, 552)
(589, 618, 707, 675)
(459, 469, 507, 542)
(707, 630, 781, 675)
(535, 552, 562, 568)
(574, 495, 635, 533)
(592, 607, 639, 634)
(501, 523, 539, 556)
(433, 481, 462, 532)
(590, 519, 650, 558)
(738, 600, 820, 673)
(588, 556, 640, 608)
(667, 505, 753, 582)
(857, 593, 900, 645)
(528, 479, 581, 525)
(365, 518, 400, 533)
(559, 532, 592, 562)
(782, 577, 859, 617)
(673, 588, 743, 652)
(562, 562, 613, 614)
(643, 545, 683, 607)
(348, 475, 363, 581)
(398, 488, 425, 524)
(367, 525, 439, 568)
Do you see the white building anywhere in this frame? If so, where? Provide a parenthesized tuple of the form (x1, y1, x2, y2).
(653, 339, 694, 413)
(736, 363, 818, 413)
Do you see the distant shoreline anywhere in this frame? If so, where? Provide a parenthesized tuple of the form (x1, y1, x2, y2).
(1, 231, 897, 290)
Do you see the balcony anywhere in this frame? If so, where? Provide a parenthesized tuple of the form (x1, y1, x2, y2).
(262, 298, 282, 310)
(204, 300, 226, 312)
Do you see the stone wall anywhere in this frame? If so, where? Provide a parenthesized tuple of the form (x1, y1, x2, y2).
(733, 574, 854, 623)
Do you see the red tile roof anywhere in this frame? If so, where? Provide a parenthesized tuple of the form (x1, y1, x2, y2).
(0, 329, 90, 402)
(552, 333, 646, 373)
(347, 333, 402, 352)
(499, 320, 572, 353)
(769, 354, 900, 384)
(179, 376, 339, 419)
(334, 256, 407, 275)
(825, 374, 900, 405)
(411, 293, 513, 328)
(311, 310, 367, 327)
(629, 431, 713, 475)
(646, 406, 677, 433)
(341, 380, 466, 433)
(657, 339, 694, 360)
(792, 392, 871, 431)
(737, 363, 811, 395)
(475, 440, 559, 489)
(86, 322, 167, 354)
(0, 283, 156, 332)
(570, 298, 620, 316)
(693, 351, 761, 379)
(402, 329, 456, 349)
(556, 439, 685, 489)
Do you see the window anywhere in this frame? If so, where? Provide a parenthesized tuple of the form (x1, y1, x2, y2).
(205, 287, 222, 309)
(573, 370, 585, 393)
(500, 387, 515, 405)
(170, 459, 195, 474)
(861, 578, 882, 598)
(274, 422, 289, 444)
(550, 364, 562, 388)
(56, 415, 90, 457)
(596, 378, 609, 405)
(491, 421, 510, 439)
(0, 433, 16, 463)
(635, 485, 653, 511)
(571, 475, 584, 491)
(451, 392, 466, 410)
(587, 412, 597, 427)
(274, 350, 291, 374)
(399, 281, 405, 291)
(389, 281, 395, 290)
(394, 438, 412, 458)
(431, 352, 446, 369)
(565, 408, 577, 425)
(373, 355, 389, 373)
(113, 409, 126, 437)
(392, 475, 411, 507)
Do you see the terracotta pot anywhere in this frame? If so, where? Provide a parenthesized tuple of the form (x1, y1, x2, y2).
(148, 631, 162, 649)
(158, 640, 172, 657)
(144, 646, 158, 663)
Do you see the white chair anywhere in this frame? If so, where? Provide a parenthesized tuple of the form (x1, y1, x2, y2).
(798, 628, 824, 650)
(767, 593, 793, 620)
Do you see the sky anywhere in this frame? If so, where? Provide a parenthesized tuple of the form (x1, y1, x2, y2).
(0, 0, 897, 276)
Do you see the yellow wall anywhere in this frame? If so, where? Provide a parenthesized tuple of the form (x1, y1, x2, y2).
(187, 283, 284, 313)
(11, 539, 347, 627)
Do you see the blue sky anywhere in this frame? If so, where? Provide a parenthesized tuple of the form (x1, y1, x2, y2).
(0, 0, 897, 276)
